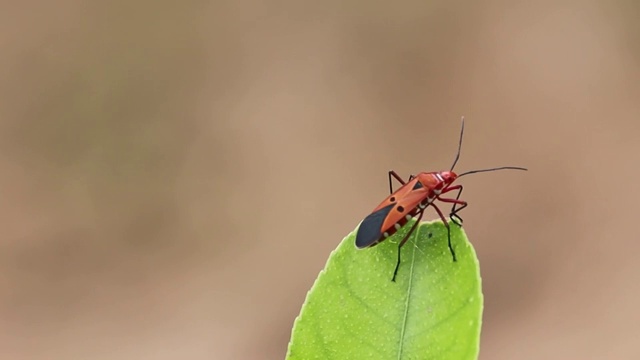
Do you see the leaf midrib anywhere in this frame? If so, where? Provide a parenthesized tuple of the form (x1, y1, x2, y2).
(396, 228, 420, 360)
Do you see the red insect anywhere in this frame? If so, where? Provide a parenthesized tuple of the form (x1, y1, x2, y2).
(355, 118, 526, 281)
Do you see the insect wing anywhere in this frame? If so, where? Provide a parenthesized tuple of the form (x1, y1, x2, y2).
(355, 181, 429, 248)
(378, 189, 429, 233)
(355, 203, 396, 248)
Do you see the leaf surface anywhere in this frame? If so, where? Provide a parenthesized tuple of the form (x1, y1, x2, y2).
(286, 220, 483, 360)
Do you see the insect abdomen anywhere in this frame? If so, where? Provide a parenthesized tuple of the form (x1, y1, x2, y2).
(379, 207, 419, 239)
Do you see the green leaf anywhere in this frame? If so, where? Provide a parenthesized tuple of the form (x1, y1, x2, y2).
(286, 220, 483, 360)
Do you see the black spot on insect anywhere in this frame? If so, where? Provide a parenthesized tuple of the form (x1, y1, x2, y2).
(397, 205, 405, 212)
(412, 181, 424, 190)
(390, 196, 396, 202)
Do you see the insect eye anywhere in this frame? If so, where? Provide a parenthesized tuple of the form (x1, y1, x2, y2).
(389, 196, 396, 202)
(397, 205, 405, 212)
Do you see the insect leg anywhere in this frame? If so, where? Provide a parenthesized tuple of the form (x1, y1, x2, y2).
(450, 202, 467, 227)
(431, 203, 457, 262)
(438, 185, 466, 226)
(388, 170, 407, 194)
(392, 210, 424, 282)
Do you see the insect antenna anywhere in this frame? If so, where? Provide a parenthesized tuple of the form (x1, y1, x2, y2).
(448, 117, 527, 177)
(458, 166, 528, 178)
(449, 116, 465, 171)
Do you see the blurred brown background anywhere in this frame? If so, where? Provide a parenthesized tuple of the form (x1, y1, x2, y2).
(1, 1, 639, 359)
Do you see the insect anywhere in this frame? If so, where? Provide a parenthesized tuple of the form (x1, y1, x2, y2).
(355, 117, 527, 281)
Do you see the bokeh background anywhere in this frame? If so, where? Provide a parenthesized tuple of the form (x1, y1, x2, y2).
(1, 1, 639, 359)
